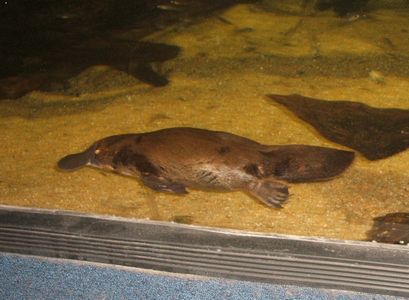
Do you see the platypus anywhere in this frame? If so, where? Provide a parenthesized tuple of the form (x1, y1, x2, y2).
(57, 127, 354, 208)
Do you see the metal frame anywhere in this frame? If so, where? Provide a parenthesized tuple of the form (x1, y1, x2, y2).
(0, 205, 408, 297)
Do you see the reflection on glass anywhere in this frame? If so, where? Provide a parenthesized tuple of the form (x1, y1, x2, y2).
(0, 0, 408, 244)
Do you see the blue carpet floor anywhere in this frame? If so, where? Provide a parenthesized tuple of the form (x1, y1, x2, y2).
(0, 253, 401, 300)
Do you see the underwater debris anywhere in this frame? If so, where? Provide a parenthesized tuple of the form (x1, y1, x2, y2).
(315, 0, 368, 17)
(267, 93, 409, 160)
(0, 0, 247, 99)
(368, 70, 385, 84)
(0, 41, 180, 99)
(171, 215, 194, 224)
(367, 212, 409, 245)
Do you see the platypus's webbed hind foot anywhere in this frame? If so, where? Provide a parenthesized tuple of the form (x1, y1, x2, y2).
(247, 179, 289, 208)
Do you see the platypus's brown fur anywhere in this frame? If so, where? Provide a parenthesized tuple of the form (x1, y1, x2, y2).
(57, 127, 354, 208)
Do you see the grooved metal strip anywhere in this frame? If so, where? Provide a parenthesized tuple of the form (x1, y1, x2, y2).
(1, 226, 409, 295)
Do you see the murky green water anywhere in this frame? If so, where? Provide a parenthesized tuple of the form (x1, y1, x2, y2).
(0, 2, 408, 242)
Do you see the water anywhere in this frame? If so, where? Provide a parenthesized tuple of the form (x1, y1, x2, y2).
(0, 1, 408, 242)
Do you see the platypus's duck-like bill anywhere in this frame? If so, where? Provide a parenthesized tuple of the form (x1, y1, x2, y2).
(58, 127, 354, 208)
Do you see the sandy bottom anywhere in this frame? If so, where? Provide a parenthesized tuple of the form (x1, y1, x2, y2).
(0, 4, 408, 241)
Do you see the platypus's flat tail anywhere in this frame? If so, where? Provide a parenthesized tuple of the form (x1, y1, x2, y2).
(262, 145, 355, 183)
(57, 144, 95, 171)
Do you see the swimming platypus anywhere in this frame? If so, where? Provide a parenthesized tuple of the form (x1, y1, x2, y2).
(57, 127, 354, 208)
